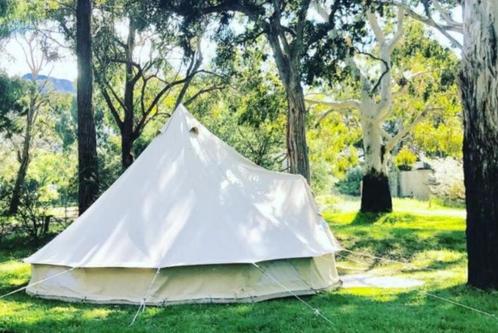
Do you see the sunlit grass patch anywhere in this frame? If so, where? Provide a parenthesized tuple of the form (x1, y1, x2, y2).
(1, 197, 497, 332)
(0, 259, 30, 291)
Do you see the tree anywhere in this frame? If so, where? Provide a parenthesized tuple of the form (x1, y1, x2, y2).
(93, 3, 206, 169)
(383, 0, 462, 49)
(155, 0, 366, 182)
(76, 0, 99, 214)
(460, 0, 498, 289)
(8, 32, 55, 215)
(308, 8, 442, 212)
(189, 43, 287, 171)
(382, 0, 498, 289)
(0, 0, 16, 42)
(0, 73, 25, 137)
(393, 21, 462, 160)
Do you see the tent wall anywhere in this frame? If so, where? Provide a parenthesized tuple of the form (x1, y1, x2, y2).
(27, 255, 340, 305)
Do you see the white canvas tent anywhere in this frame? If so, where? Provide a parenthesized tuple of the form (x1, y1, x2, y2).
(25, 105, 342, 305)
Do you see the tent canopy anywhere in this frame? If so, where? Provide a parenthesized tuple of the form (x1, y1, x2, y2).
(26, 105, 340, 269)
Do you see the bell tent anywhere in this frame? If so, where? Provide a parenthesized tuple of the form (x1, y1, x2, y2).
(25, 105, 342, 305)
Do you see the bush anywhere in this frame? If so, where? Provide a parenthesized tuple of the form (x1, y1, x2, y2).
(16, 181, 54, 241)
(395, 148, 417, 171)
(335, 166, 363, 196)
(10, 179, 68, 242)
(0, 178, 12, 241)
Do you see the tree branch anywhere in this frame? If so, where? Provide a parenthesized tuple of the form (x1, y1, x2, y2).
(306, 98, 361, 126)
(100, 86, 123, 130)
(385, 106, 440, 152)
(367, 10, 386, 44)
(184, 85, 225, 106)
(306, 98, 361, 109)
(387, 7, 405, 53)
(379, 0, 462, 49)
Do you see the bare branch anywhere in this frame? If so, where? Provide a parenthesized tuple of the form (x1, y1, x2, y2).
(356, 50, 390, 96)
(100, 86, 124, 130)
(314, 107, 356, 127)
(184, 85, 225, 106)
(379, 0, 462, 49)
(385, 106, 441, 151)
(174, 37, 204, 109)
(431, 0, 463, 33)
(367, 11, 386, 44)
(306, 97, 360, 126)
(306, 98, 361, 109)
(387, 7, 405, 53)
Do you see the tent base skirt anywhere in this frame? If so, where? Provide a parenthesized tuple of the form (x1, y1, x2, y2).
(27, 254, 340, 305)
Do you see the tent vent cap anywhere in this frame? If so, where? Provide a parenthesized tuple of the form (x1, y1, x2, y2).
(189, 126, 199, 136)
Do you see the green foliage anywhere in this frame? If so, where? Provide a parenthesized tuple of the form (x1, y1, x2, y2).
(395, 147, 417, 171)
(308, 108, 362, 193)
(155, 0, 369, 86)
(335, 166, 363, 196)
(0, 72, 26, 135)
(188, 41, 287, 171)
(392, 21, 462, 158)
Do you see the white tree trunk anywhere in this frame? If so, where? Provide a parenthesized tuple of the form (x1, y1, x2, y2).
(361, 111, 386, 175)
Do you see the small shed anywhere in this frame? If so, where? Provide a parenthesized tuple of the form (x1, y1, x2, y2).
(398, 169, 433, 200)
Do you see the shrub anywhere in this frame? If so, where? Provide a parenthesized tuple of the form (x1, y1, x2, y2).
(395, 148, 417, 171)
(14, 179, 67, 241)
(335, 166, 363, 196)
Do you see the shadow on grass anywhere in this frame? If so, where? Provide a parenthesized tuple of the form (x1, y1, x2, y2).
(1, 283, 498, 333)
(335, 227, 466, 269)
(351, 212, 418, 225)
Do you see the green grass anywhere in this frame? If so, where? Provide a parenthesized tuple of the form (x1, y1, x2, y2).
(1, 198, 498, 332)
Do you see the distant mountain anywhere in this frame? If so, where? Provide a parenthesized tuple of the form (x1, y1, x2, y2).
(22, 73, 75, 94)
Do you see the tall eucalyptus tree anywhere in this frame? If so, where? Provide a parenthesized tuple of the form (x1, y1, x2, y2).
(460, 0, 498, 289)
(76, 0, 99, 214)
(153, 0, 367, 182)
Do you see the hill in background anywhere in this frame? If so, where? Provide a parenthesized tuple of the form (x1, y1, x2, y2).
(22, 73, 75, 94)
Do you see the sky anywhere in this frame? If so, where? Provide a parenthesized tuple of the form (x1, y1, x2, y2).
(1, 34, 77, 80)
(0, 6, 463, 82)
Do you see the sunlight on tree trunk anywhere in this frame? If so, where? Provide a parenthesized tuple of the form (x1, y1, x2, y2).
(360, 112, 392, 213)
(76, 0, 99, 214)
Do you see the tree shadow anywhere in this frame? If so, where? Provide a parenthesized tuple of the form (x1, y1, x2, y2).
(2, 283, 498, 333)
(350, 212, 417, 225)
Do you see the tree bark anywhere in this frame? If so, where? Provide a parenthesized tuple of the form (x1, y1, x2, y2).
(8, 110, 33, 215)
(9, 76, 39, 215)
(286, 79, 310, 181)
(461, 0, 498, 289)
(121, 18, 136, 170)
(76, 0, 99, 214)
(361, 170, 392, 213)
(266, 29, 310, 181)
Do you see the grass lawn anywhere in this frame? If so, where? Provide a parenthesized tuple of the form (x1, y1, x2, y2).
(1, 197, 498, 332)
